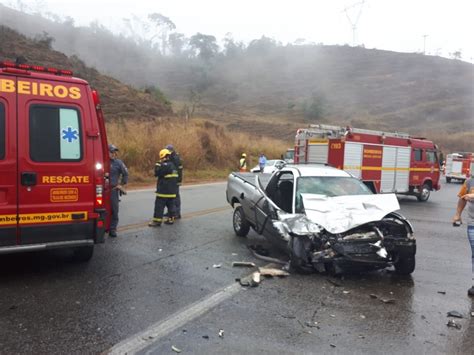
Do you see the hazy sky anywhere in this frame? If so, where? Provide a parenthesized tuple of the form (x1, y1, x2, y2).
(2, 0, 473, 61)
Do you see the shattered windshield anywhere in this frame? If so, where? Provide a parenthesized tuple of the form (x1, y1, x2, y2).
(296, 176, 373, 197)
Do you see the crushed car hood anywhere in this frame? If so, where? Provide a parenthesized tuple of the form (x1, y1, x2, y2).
(301, 193, 400, 234)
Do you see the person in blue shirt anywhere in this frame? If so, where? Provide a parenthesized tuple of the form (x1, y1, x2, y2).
(108, 144, 128, 238)
(258, 153, 267, 173)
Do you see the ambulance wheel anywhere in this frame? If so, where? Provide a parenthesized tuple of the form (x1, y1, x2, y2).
(233, 206, 250, 237)
(446, 177, 451, 183)
(72, 245, 94, 262)
(417, 184, 430, 202)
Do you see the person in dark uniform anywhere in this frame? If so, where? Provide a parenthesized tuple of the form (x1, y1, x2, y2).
(165, 144, 183, 219)
(148, 148, 179, 227)
(108, 144, 128, 237)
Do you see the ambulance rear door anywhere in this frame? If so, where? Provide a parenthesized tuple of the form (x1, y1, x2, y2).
(0, 74, 18, 248)
(16, 77, 95, 245)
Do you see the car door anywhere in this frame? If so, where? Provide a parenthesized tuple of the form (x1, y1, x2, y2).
(17, 79, 95, 245)
(0, 79, 18, 248)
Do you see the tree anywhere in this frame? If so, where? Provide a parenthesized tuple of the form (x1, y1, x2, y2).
(223, 33, 245, 57)
(148, 13, 176, 55)
(168, 32, 186, 56)
(450, 50, 462, 60)
(189, 33, 219, 61)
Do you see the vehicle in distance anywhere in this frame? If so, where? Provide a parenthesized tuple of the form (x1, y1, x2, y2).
(226, 164, 416, 274)
(250, 159, 286, 173)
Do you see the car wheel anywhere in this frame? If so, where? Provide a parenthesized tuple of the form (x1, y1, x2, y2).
(289, 236, 313, 274)
(446, 177, 451, 183)
(233, 206, 250, 237)
(72, 245, 94, 262)
(394, 257, 415, 275)
(416, 184, 430, 202)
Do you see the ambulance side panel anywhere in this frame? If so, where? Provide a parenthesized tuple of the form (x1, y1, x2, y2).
(16, 78, 95, 245)
(0, 79, 17, 247)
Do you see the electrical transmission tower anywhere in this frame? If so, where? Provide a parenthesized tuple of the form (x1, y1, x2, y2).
(342, 1, 365, 46)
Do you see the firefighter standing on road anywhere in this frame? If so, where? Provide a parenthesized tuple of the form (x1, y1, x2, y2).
(166, 144, 183, 219)
(149, 149, 179, 227)
(109, 144, 128, 238)
(239, 153, 247, 172)
(452, 175, 474, 297)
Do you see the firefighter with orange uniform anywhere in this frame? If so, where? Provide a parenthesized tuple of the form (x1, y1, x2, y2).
(239, 153, 248, 172)
(148, 149, 179, 227)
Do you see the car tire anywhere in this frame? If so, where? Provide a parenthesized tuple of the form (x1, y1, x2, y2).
(289, 236, 313, 274)
(72, 245, 94, 262)
(233, 206, 250, 237)
(446, 177, 451, 183)
(416, 184, 430, 202)
(394, 257, 415, 275)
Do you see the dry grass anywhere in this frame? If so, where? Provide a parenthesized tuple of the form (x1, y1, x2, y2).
(106, 119, 288, 184)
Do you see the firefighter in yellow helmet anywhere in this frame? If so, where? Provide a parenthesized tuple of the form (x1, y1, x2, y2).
(148, 148, 179, 227)
(239, 153, 247, 172)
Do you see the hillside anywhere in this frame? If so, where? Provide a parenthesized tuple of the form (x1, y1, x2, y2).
(0, 4, 472, 152)
(0, 26, 172, 121)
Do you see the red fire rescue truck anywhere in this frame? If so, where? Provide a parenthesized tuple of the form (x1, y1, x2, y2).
(445, 152, 474, 183)
(294, 124, 441, 201)
(0, 60, 111, 261)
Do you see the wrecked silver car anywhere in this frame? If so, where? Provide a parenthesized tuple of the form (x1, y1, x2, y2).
(226, 165, 416, 274)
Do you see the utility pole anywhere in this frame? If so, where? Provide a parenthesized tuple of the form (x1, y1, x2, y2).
(342, 1, 365, 46)
(423, 34, 428, 54)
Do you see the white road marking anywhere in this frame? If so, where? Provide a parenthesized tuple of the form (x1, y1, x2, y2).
(107, 282, 242, 354)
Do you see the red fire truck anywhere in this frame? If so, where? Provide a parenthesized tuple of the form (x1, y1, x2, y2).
(0, 60, 111, 260)
(294, 124, 441, 201)
(445, 152, 474, 183)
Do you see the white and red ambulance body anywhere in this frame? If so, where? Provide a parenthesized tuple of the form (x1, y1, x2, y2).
(445, 152, 474, 183)
(294, 124, 441, 201)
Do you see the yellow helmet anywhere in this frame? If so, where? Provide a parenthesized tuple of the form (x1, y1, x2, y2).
(242, 153, 247, 157)
(159, 148, 171, 159)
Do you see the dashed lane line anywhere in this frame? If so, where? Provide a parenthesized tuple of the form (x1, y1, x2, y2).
(117, 206, 231, 233)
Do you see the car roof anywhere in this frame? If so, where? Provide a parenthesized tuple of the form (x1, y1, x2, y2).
(283, 164, 352, 177)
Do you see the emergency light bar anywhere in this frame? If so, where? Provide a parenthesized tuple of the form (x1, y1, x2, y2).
(0, 61, 73, 76)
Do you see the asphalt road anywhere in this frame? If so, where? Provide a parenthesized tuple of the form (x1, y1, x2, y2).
(0, 180, 472, 354)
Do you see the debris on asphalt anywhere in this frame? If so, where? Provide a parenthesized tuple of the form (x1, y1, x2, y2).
(218, 329, 224, 338)
(212, 264, 222, 268)
(258, 267, 290, 277)
(471, 311, 474, 317)
(380, 298, 396, 304)
(232, 261, 256, 268)
(250, 272, 261, 287)
(248, 245, 287, 265)
(305, 321, 319, 328)
(171, 345, 182, 353)
(446, 319, 462, 330)
(326, 279, 343, 287)
(437, 291, 446, 295)
(360, 314, 366, 319)
(342, 290, 351, 294)
(330, 344, 336, 348)
(249, 244, 270, 256)
(447, 311, 463, 318)
(202, 335, 209, 339)
(369, 294, 378, 299)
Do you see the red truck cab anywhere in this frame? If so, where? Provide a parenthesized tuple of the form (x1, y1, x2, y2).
(0, 60, 110, 261)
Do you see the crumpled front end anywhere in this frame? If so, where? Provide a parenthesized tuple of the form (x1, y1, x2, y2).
(273, 211, 416, 274)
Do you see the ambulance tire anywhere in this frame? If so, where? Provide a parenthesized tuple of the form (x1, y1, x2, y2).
(416, 184, 430, 202)
(72, 245, 94, 262)
(233, 206, 250, 237)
